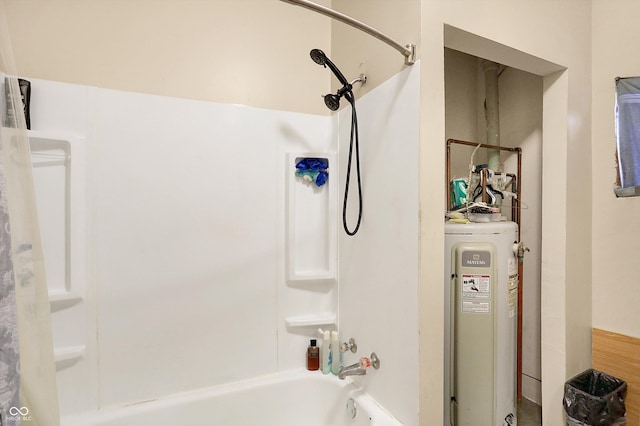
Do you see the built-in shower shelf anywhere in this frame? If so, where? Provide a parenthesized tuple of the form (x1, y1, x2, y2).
(29, 129, 86, 313)
(28, 129, 82, 144)
(49, 289, 83, 312)
(285, 313, 336, 328)
(54, 345, 85, 371)
(286, 152, 337, 282)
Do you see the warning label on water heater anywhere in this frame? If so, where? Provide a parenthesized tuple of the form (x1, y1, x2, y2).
(461, 274, 491, 299)
(462, 301, 490, 314)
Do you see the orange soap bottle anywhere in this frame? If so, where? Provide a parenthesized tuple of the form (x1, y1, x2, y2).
(307, 339, 320, 371)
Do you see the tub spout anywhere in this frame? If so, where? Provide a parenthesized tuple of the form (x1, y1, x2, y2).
(338, 362, 367, 380)
(338, 353, 380, 380)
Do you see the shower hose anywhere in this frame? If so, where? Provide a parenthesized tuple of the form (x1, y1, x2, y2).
(343, 92, 363, 236)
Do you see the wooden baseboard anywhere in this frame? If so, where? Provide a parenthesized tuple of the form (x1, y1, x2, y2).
(592, 328, 640, 426)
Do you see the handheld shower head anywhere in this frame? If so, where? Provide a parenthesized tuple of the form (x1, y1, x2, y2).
(310, 48, 364, 111)
(310, 49, 326, 66)
(309, 48, 349, 86)
(307, 50, 364, 235)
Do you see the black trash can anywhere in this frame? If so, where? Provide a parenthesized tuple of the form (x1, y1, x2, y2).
(563, 368, 627, 426)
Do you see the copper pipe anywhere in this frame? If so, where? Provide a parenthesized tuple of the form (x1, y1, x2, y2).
(481, 168, 488, 203)
(446, 139, 521, 212)
(516, 147, 523, 401)
(446, 138, 521, 153)
(446, 142, 452, 211)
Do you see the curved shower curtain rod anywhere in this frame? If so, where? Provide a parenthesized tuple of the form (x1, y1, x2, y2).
(279, 0, 416, 65)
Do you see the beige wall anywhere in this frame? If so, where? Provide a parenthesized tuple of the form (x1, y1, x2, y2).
(592, 0, 640, 339)
(330, 0, 420, 100)
(2, 0, 420, 114)
(1, 0, 332, 115)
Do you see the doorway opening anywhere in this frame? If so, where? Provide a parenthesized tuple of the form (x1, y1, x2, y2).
(443, 24, 569, 425)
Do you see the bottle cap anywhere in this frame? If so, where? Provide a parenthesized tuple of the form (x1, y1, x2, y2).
(310, 339, 317, 346)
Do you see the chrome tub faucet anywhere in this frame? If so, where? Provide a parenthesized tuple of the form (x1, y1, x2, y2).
(338, 352, 380, 380)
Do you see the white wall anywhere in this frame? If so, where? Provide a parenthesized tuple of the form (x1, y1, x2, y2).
(29, 79, 334, 416)
(29, 80, 96, 417)
(92, 90, 281, 407)
(31, 65, 418, 420)
(499, 67, 543, 405)
(591, 0, 640, 340)
(338, 64, 420, 425)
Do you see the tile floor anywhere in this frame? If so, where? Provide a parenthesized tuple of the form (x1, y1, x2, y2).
(517, 397, 542, 425)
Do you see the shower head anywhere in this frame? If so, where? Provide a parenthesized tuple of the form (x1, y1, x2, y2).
(325, 84, 356, 110)
(310, 48, 364, 110)
(309, 48, 349, 86)
(310, 49, 326, 66)
(324, 94, 341, 111)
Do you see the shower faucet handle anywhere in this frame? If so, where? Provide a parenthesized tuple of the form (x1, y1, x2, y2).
(369, 352, 380, 369)
(358, 353, 380, 370)
(340, 338, 358, 353)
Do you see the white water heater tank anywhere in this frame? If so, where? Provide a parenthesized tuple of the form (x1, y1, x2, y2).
(444, 221, 518, 426)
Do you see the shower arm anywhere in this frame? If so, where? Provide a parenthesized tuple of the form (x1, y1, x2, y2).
(350, 74, 367, 86)
(280, 0, 416, 65)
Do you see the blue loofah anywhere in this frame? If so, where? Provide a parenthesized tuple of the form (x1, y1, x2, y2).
(316, 170, 328, 186)
(296, 158, 328, 171)
(295, 157, 328, 187)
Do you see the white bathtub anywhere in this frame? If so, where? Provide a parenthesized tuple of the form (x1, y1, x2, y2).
(62, 370, 402, 426)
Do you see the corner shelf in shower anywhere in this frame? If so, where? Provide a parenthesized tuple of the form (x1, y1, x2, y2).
(285, 152, 337, 282)
(28, 129, 89, 378)
(54, 345, 85, 371)
(28, 130, 86, 309)
(284, 312, 336, 328)
(49, 289, 83, 312)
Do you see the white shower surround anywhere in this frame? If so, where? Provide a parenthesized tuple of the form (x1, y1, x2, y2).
(29, 63, 419, 424)
(338, 64, 420, 424)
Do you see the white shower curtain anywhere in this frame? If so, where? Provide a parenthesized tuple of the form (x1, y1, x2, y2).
(0, 4, 60, 425)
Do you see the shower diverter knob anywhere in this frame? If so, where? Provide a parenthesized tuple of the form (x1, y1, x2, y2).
(340, 338, 358, 353)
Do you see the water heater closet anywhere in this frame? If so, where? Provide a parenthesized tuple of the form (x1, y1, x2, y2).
(444, 138, 524, 426)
